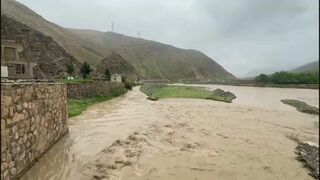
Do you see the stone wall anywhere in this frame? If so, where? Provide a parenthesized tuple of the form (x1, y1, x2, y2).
(67, 81, 127, 99)
(1, 82, 68, 180)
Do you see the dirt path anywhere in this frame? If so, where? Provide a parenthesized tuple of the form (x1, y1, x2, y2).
(21, 86, 318, 180)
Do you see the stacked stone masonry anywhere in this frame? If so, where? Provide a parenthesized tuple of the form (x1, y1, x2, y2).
(67, 81, 126, 99)
(1, 83, 68, 180)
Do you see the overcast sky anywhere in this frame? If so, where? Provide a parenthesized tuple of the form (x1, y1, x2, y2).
(17, 0, 319, 77)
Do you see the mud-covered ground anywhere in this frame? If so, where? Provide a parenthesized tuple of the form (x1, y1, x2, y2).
(21, 85, 319, 180)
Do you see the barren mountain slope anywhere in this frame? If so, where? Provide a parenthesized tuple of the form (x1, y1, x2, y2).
(2, 0, 236, 82)
(66, 29, 236, 82)
(292, 61, 319, 73)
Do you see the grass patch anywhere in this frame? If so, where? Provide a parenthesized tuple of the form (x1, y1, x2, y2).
(68, 96, 112, 117)
(140, 83, 236, 103)
(68, 89, 127, 117)
(281, 99, 319, 115)
(57, 79, 94, 84)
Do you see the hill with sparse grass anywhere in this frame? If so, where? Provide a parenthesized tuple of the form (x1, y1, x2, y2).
(291, 61, 319, 73)
(2, 0, 236, 82)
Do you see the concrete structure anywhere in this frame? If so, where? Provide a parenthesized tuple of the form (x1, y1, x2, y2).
(1, 40, 36, 79)
(1, 81, 68, 180)
(111, 73, 122, 83)
(1, 66, 8, 78)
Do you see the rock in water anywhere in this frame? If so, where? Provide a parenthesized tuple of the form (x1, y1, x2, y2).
(212, 89, 236, 102)
(295, 142, 319, 179)
(147, 96, 159, 101)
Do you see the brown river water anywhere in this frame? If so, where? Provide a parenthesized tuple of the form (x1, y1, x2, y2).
(20, 85, 319, 180)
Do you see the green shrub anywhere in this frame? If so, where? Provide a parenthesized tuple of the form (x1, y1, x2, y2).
(125, 82, 134, 90)
(255, 72, 319, 84)
(67, 87, 127, 117)
(255, 74, 269, 83)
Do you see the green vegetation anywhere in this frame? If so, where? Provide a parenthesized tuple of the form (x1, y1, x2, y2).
(80, 61, 93, 79)
(117, 74, 135, 90)
(140, 83, 236, 103)
(57, 79, 94, 84)
(281, 99, 319, 115)
(68, 89, 126, 117)
(255, 72, 319, 84)
(68, 96, 112, 117)
(124, 82, 134, 90)
(104, 68, 111, 80)
(65, 63, 75, 75)
(254, 74, 269, 83)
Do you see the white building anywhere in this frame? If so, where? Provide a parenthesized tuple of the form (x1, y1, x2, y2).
(1, 66, 8, 78)
(111, 73, 122, 82)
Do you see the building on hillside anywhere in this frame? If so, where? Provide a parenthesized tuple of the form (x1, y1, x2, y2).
(111, 73, 122, 82)
(1, 40, 36, 79)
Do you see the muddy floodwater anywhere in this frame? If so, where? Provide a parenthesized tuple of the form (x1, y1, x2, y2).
(21, 85, 319, 180)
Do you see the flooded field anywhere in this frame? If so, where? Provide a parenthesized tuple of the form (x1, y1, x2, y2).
(21, 85, 319, 180)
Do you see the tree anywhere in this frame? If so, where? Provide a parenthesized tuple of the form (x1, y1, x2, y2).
(255, 74, 269, 84)
(270, 71, 291, 84)
(66, 63, 74, 75)
(104, 68, 111, 81)
(80, 61, 92, 79)
(268, 71, 319, 84)
(121, 75, 127, 83)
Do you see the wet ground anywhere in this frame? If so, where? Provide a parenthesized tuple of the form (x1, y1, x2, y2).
(21, 85, 319, 180)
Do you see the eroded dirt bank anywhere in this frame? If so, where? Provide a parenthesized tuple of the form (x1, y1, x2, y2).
(21, 86, 319, 180)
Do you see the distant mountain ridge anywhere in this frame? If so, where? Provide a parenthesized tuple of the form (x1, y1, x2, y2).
(1, 0, 236, 82)
(291, 61, 319, 73)
(65, 29, 236, 81)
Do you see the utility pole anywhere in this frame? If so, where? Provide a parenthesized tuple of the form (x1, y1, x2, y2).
(111, 21, 114, 32)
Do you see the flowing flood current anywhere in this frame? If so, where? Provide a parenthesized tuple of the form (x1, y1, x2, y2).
(21, 85, 319, 180)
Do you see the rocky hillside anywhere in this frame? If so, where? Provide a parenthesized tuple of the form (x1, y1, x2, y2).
(1, 0, 102, 64)
(94, 52, 139, 81)
(1, 15, 81, 79)
(2, 0, 236, 82)
(291, 61, 319, 73)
